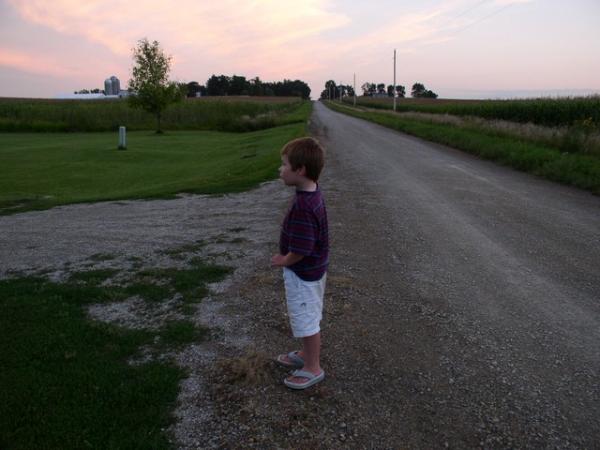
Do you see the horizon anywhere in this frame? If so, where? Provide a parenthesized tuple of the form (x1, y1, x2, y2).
(2, 89, 600, 102)
(1, 0, 599, 100)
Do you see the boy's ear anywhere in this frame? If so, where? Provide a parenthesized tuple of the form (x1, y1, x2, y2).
(297, 165, 307, 176)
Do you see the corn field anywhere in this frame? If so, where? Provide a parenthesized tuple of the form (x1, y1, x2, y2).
(0, 96, 307, 132)
(345, 96, 600, 128)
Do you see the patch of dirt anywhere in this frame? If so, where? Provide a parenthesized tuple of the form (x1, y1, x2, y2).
(87, 295, 184, 330)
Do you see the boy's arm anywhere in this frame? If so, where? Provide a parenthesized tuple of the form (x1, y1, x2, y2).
(271, 252, 304, 267)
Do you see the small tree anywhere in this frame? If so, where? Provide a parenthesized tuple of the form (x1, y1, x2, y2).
(411, 82, 437, 98)
(186, 81, 202, 97)
(229, 75, 249, 95)
(206, 75, 231, 96)
(128, 38, 184, 133)
(323, 80, 337, 100)
(360, 82, 371, 96)
(411, 82, 426, 98)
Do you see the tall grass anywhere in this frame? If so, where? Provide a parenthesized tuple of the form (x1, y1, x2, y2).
(346, 96, 600, 128)
(0, 97, 308, 132)
(360, 109, 600, 158)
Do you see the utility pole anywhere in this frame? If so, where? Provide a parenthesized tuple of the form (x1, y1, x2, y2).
(393, 49, 397, 112)
(353, 73, 356, 107)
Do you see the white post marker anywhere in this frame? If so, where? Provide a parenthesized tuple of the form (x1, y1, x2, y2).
(393, 49, 397, 112)
(353, 73, 357, 107)
(118, 126, 126, 150)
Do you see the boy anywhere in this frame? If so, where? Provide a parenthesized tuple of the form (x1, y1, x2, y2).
(271, 136, 329, 390)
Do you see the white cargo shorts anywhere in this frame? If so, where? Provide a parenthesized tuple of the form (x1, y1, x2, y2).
(283, 267, 326, 338)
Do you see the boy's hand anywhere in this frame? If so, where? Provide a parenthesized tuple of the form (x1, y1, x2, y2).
(271, 252, 303, 267)
(271, 254, 287, 267)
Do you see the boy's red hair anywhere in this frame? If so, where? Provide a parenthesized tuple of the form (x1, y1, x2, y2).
(281, 137, 325, 182)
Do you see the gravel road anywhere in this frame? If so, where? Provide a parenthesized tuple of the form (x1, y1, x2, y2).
(2, 101, 599, 449)
(306, 101, 600, 448)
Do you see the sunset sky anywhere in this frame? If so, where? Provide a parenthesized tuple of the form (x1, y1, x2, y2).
(1, 0, 599, 99)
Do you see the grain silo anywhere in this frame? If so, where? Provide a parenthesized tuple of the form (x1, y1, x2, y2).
(110, 76, 120, 95)
(104, 77, 113, 95)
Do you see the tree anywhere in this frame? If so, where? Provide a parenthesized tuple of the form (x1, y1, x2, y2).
(229, 75, 249, 95)
(377, 83, 386, 95)
(386, 85, 406, 98)
(361, 82, 376, 96)
(186, 81, 203, 97)
(411, 83, 426, 98)
(206, 75, 230, 96)
(411, 82, 437, 98)
(249, 77, 264, 96)
(360, 82, 370, 96)
(324, 80, 337, 99)
(128, 38, 184, 133)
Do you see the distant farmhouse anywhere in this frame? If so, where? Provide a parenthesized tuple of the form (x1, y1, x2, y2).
(56, 76, 130, 99)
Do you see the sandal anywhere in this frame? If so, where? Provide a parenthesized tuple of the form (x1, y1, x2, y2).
(284, 369, 325, 390)
(275, 351, 304, 369)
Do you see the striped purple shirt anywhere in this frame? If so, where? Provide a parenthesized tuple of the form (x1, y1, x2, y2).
(279, 187, 329, 281)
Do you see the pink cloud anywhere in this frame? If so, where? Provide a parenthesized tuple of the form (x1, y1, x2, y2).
(0, 47, 80, 77)
(7, 0, 350, 58)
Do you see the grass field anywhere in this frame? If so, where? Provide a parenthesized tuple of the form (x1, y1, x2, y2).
(326, 101, 600, 194)
(0, 121, 306, 214)
(0, 96, 309, 132)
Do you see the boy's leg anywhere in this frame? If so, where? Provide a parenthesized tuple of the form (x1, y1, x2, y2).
(282, 269, 326, 385)
(286, 332, 322, 383)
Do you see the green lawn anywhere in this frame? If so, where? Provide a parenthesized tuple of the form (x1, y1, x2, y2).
(0, 122, 304, 214)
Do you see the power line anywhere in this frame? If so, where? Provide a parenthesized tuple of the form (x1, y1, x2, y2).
(432, 1, 515, 39)
(447, 3, 514, 35)
(451, 0, 493, 21)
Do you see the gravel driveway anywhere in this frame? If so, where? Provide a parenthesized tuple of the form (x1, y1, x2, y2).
(2, 101, 599, 448)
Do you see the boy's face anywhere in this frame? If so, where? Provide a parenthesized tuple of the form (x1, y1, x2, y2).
(279, 154, 304, 186)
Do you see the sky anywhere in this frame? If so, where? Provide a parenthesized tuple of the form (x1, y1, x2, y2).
(1, 0, 599, 99)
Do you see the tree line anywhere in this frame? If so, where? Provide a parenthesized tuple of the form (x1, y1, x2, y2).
(76, 76, 311, 100)
(73, 88, 103, 94)
(320, 80, 438, 99)
(185, 76, 310, 100)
